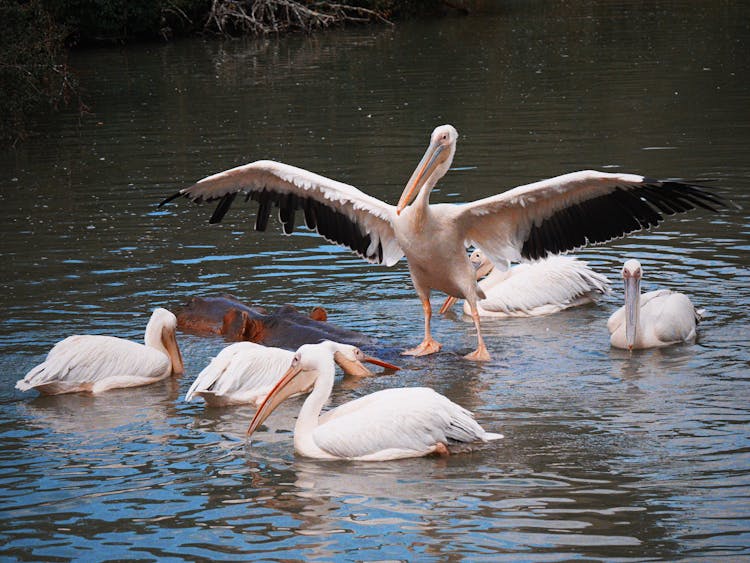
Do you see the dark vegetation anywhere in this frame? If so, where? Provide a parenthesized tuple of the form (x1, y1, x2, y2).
(1, 0, 449, 146)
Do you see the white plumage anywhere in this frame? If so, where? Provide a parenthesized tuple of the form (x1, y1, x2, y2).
(185, 342, 294, 406)
(441, 250, 610, 317)
(162, 125, 722, 361)
(185, 340, 397, 407)
(608, 259, 703, 349)
(247, 341, 502, 461)
(16, 308, 184, 395)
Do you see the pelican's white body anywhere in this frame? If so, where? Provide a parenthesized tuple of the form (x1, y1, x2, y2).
(249, 342, 502, 461)
(461, 254, 610, 317)
(299, 386, 501, 461)
(16, 308, 182, 395)
(608, 259, 702, 349)
(185, 342, 295, 406)
(608, 289, 701, 349)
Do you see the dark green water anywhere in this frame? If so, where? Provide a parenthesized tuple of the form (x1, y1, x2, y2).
(2, 2, 749, 560)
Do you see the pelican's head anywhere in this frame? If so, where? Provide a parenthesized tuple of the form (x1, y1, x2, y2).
(397, 124, 458, 215)
(470, 249, 495, 279)
(246, 342, 398, 437)
(329, 341, 400, 377)
(621, 259, 643, 350)
(145, 308, 184, 375)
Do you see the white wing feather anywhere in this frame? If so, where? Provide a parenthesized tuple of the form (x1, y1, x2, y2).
(171, 160, 404, 266)
(313, 387, 501, 460)
(16, 335, 170, 394)
(472, 256, 611, 317)
(457, 171, 663, 264)
(185, 342, 295, 405)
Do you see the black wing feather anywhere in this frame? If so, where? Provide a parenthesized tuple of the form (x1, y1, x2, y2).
(164, 181, 381, 263)
(521, 181, 725, 260)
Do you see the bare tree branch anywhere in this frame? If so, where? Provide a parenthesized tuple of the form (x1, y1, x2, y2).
(206, 0, 392, 35)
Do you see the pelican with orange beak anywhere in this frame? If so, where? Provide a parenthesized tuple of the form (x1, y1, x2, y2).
(162, 125, 723, 361)
(246, 341, 501, 461)
(16, 308, 184, 395)
(608, 259, 703, 350)
(185, 340, 397, 407)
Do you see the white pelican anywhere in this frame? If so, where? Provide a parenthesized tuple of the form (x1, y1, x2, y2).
(161, 124, 723, 361)
(608, 259, 703, 350)
(185, 340, 398, 407)
(16, 308, 184, 395)
(439, 249, 611, 317)
(246, 341, 503, 461)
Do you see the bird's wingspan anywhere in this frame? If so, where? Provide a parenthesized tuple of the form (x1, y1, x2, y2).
(456, 170, 724, 264)
(161, 160, 404, 266)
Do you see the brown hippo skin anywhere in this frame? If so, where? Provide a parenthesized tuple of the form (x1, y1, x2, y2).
(175, 294, 375, 349)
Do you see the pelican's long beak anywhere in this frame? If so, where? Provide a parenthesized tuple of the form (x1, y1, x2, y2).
(247, 362, 305, 437)
(623, 275, 641, 351)
(396, 140, 446, 215)
(473, 256, 495, 279)
(335, 352, 400, 377)
(162, 326, 184, 375)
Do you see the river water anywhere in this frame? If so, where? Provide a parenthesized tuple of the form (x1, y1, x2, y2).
(2, 1, 749, 560)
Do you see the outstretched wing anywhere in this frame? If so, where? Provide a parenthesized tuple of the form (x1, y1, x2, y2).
(456, 170, 724, 265)
(161, 160, 404, 266)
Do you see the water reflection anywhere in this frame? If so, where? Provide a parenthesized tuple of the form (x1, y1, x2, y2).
(17, 380, 180, 435)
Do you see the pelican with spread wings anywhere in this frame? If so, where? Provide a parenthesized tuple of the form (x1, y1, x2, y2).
(161, 125, 723, 361)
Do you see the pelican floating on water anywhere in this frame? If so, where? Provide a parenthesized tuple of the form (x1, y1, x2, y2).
(185, 340, 398, 407)
(608, 259, 703, 350)
(161, 124, 723, 361)
(440, 249, 611, 317)
(16, 308, 184, 395)
(246, 341, 502, 461)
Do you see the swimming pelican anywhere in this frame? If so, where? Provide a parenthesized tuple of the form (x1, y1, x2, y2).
(608, 259, 703, 350)
(161, 124, 723, 361)
(185, 340, 398, 406)
(246, 341, 503, 461)
(439, 249, 611, 317)
(16, 308, 184, 395)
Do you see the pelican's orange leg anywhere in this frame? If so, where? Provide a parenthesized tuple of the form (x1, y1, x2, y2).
(403, 297, 442, 356)
(464, 301, 490, 361)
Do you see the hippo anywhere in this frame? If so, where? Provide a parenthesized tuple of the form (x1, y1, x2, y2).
(175, 294, 375, 350)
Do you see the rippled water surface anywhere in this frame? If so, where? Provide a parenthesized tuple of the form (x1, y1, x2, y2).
(2, 1, 749, 560)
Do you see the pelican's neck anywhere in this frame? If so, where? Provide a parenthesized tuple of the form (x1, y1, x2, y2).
(144, 318, 166, 353)
(293, 361, 336, 449)
(409, 175, 438, 230)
